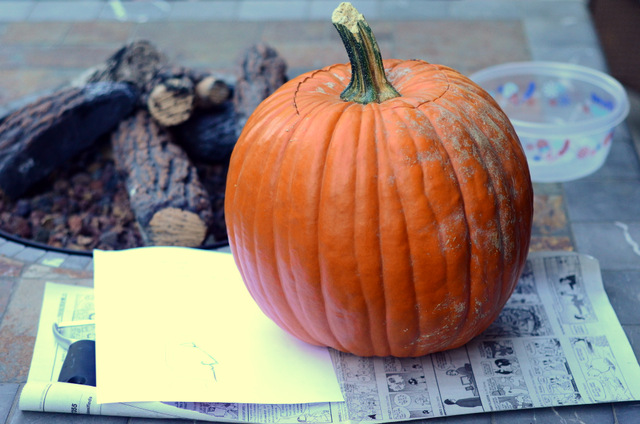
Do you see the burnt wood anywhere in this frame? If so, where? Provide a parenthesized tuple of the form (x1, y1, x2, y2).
(78, 40, 168, 90)
(171, 100, 238, 164)
(110, 110, 214, 247)
(233, 43, 288, 129)
(0, 82, 138, 199)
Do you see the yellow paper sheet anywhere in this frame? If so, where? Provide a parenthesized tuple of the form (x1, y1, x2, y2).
(93, 247, 344, 405)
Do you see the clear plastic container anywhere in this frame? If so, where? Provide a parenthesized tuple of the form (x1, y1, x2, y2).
(470, 62, 630, 183)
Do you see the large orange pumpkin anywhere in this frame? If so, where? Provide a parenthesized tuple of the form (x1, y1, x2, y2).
(225, 2, 533, 357)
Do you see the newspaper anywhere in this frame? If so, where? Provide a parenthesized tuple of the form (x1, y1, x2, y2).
(20, 250, 640, 423)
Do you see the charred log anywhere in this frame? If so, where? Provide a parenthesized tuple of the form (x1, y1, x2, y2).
(171, 100, 238, 164)
(0, 82, 138, 199)
(110, 110, 213, 247)
(233, 43, 288, 129)
(76, 40, 168, 90)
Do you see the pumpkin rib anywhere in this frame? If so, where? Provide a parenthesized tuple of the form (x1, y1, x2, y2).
(428, 92, 530, 340)
(419, 101, 499, 346)
(352, 105, 392, 356)
(438, 83, 533, 307)
(284, 102, 353, 351)
(315, 103, 368, 353)
(434, 96, 510, 303)
(373, 104, 428, 356)
(240, 101, 321, 343)
(384, 104, 449, 355)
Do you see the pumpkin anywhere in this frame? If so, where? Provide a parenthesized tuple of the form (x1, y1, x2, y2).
(225, 2, 533, 357)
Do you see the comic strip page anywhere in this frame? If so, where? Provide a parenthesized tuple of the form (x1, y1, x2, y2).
(20, 251, 640, 423)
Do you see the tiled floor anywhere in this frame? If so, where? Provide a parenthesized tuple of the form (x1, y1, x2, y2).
(1, 1, 640, 423)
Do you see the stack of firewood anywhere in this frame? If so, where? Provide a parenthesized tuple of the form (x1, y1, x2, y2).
(0, 40, 288, 248)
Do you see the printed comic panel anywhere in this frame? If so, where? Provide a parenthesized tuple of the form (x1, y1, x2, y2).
(481, 356, 521, 377)
(523, 338, 563, 358)
(245, 402, 336, 424)
(570, 336, 634, 402)
(522, 338, 584, 406)
(338, 351, 377, 384)
(382, 357, 426, 374)
(342, 384, 383, 422)
(508, 259, 541, 305)
(72, 293, 95, 321)
(432, 347, 485, 415)
(482, 304, 553, 338)
(544, 255, 597, 325)
(170, 402, 239, 421)
(385, 372, 429, 392)
(388, 392, 434, 421)
(484, 375, 533, 410)
(477, 340, 516, 359)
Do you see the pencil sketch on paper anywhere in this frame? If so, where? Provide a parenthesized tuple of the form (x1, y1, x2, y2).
(164, 341, 219, 382)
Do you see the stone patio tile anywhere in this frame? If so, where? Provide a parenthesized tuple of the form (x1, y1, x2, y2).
(0, 279, 44, 383)
(21, 263, 92, 281)
(0, 257, 26, 278)
(532, 194, 569, 236)
(38, 252, 68, 269)
(492, 403, 614, 423)
(416, 412, 492, 423)
(0, 2, 34, 23)
(134, 21, 264, 70)
(530, 45, 607, 71)
(128, 418, 195, 424)
(58, 255, 92, 272)
(9, 410, 128, 423)
(0, 21, 71, 45)
(28, 1, 105, 22)
(0, 68, 77, 105)
(529, 236, 573, 253)
(524, 15, 600, 49)
(238, 1, 308, 21)
(564, 180, 640, 222)
(623, 325, 640, 362)
(0, 241, 25, 259)
(12, 248, 46, 264)
(0, 383, 19, 424)
(378, 0, 452, 20)
(0, 277, 16, 321)
(571, 222, 640, 271)
(64, 21, 136, 45)
(614, 401, 640, 424)
(21, 45, 118, 69)
(167, 1, 239, 21)
(309, 0, 379, 21)
(602, 270, 640, 325)
(393, 20, 530, 76)
(99, 0, 170, 22)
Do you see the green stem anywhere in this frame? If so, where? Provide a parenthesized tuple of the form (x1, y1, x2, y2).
(332, 2, 401, 104)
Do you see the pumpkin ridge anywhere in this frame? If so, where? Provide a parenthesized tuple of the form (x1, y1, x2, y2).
(392, 104, 485, 353)
(316, 106, 365, 353)
(436, 83, 532, 306)
(386, 105, 441, 355)
(356, 105, 392, 356)
(248, 111, 319, 342)
(286, 105, 352, 350)
(372, 104, 424, 356)
(418, 103, 480, 346)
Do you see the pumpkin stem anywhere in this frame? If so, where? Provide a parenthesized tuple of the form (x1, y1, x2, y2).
(332, 2, 400, 104)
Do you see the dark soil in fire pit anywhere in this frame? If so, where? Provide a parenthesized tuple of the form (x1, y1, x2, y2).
(0, 134, 228, 252)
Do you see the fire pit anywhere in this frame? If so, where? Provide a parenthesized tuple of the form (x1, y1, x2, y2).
(0, 40, 287, 254)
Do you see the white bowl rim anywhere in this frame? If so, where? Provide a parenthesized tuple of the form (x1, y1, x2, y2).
(469, 61, 630, 137)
